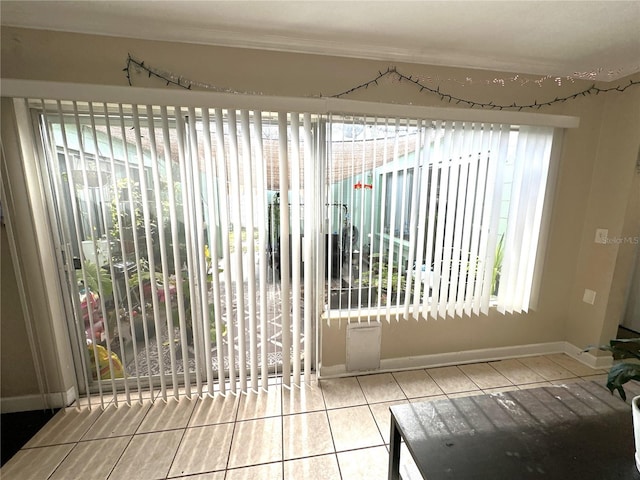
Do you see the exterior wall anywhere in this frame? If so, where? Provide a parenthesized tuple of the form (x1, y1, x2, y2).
(1, 26, 638, 377)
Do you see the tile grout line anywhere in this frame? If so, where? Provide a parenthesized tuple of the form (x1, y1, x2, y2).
(43, 443, 77, 480)
(362, 374, 408, 448)
(319, 377, 345, 480)
(105, 434, 134, 480)
(391, 369, 439, 400)
(163, 396, 199, 479)
(280, 383, 285, 480)
(222, 389, 246, 479)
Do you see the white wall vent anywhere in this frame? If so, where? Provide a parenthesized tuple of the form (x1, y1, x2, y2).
(346, 322, 381, 372)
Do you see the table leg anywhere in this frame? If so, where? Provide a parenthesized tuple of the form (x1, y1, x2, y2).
(388, 413, 401, 480)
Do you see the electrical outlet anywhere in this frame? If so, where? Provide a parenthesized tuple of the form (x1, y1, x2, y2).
(595, 228, 608, 244)
(583, 289, 596, 305)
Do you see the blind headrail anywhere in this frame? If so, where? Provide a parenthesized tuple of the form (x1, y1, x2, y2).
(1, 78, 580, 129)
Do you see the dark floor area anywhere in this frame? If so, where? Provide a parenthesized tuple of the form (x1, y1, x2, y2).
(1, 409, 59, 466)
(617, 325, 640, 339)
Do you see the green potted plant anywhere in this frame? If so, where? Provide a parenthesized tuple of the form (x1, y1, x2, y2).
(584, 337, 640, 473)
(584, 338, 640, 401)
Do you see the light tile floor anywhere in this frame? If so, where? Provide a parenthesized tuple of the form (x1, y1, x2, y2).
(1, 354, 611, 480)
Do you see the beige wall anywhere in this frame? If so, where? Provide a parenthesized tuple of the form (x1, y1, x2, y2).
(1, 96, 77, 409)
(566, 88, 640, 349)
(1, 27, 638, 375)
(0, 224, 40, 397)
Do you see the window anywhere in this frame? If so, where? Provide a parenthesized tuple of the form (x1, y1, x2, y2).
(324, 117, 554, 320)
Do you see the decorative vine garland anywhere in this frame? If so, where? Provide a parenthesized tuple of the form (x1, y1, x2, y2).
(124, 54, 639, 111)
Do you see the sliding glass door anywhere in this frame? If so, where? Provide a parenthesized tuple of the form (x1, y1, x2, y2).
(35, 100, 321, 403)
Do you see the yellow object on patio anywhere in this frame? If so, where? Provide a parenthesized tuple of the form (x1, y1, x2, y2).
(87, 342, 124, 380)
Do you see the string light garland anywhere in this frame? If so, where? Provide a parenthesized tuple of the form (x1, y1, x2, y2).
(124, 54, 250, 94)
(124, 55, 191, 89)
(124, 54, 639, 111)
(333, 67, 640, 110)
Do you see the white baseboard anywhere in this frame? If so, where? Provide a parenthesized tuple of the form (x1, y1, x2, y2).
(320, 341, 610, 378)
(0, 386, 76, 413)
(563, 342, 613, 369)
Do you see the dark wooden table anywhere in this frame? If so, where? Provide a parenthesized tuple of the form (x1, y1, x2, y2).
(388, 381, 640, 479)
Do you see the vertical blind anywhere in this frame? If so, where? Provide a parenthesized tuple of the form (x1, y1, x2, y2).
(324, 116, 554, 323)
(28, 94, 555, 405)
(35, 99, 317, 407)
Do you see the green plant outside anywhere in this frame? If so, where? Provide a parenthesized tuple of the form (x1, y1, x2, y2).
(356, 255, 407, 303)
(492, 235, 504, 296)
(76, 260, 113, 299)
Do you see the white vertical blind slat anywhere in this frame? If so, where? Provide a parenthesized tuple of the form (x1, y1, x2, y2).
(192, 108, 212, 395)
(349, 117, 356, 316)
(144, 106, 172, 401)
(359, 118, 371, 320)
(523, 128, 553, 309)
(290, 114, 302, 385)
(499, 127, 532, 314)
(97, 104, 131, 406)
(411, 125, 432, 319)
(395, 118, 411, 312)
(342, 121, 351, 319)
(480, 124, 510, 314)
(240, 110, 259, 391)
(416, 123, 438, 319)
(511, 128, 536, 311)
(441, 123, 466, 318)
(465, 126, 490, 316)
(325, 116, 335, 313)
(117, 103, 146, 402)
(507, 126, 554, 313)
(185, 107, 205, 396)
(456, 123, 481, 317)
(365, 117, 380, 322)
(131, 104, 162, 398)
(252, 111, 270, 390)
(278, 112, 292, 387)
(430, 122, 452, 319)
(385, 119, 401, 321)
(159, 106, 184, 398)
(302, 113, 314, 383)
(80, 104, 114, 400)
(403, 120, 424, 320)
(172, 106, 194, 396)
(213, 108, 237, 393)
(226, 109, 248, 391)
(375, 120, 391, 317)
(71, 101, 107, 405)
(356, 117, 367, 321)
(85, 102, 120, 402)
(201, 108, 227, 395)
(449, 122, 471, 317)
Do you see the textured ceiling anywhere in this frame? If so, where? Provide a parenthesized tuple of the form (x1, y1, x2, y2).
(2, 1, 639, 81)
